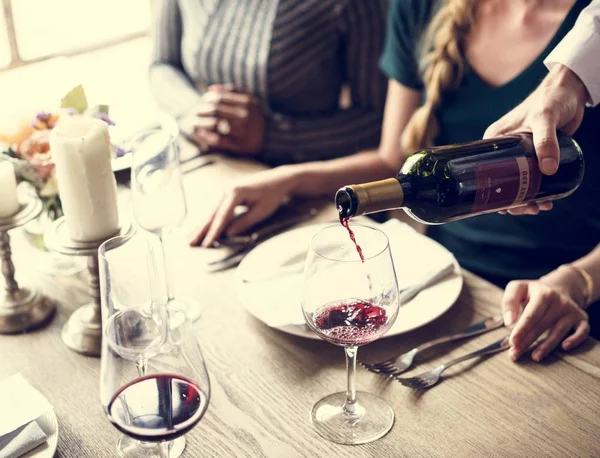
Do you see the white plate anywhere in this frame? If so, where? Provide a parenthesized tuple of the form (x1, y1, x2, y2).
(21, 410, 58, 458)
(236, 222, 463, 340)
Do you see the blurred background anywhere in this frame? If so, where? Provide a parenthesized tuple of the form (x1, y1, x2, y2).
(0, 0, 153, 130)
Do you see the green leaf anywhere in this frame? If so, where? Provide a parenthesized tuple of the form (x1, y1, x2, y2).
(60, 85, 88, 114)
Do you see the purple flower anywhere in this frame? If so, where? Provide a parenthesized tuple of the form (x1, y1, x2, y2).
(35, 111, 51, 120)
(112, 144, 126, 157)
(96, 112, 116, 126)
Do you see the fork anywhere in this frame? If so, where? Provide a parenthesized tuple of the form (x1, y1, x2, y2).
(360, 315, 504, 375)
(394, 335, 510, 389)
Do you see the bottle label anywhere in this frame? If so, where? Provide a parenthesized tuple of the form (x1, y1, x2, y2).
(472, 156, 542, 212)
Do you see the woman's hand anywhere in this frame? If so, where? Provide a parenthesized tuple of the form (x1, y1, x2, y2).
(185, 85, 266, 156)
(190, 167, 297, 247)
(502, 270, 590, 362)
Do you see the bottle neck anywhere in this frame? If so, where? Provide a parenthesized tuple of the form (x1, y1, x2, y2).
(345, 178, 405, 217)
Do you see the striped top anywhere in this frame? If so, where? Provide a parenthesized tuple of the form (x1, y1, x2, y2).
(149, 0, 388, 165)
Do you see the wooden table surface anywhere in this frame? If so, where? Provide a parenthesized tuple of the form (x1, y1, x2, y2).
(2, 149, 600, 458)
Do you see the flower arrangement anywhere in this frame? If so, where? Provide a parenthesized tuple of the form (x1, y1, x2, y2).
(0, 85, 122, 220)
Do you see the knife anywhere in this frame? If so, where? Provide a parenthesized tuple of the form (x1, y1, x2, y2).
(399, 262, 456, 305)
(212, 207, 318, 248)
(206, 207, 319, 271)
(205, 245, 255, 272)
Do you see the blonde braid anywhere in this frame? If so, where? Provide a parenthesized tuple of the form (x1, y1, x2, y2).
(401, 0, 478, 153)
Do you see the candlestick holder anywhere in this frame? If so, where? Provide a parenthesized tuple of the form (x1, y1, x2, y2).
(0, 194, 57, 334)
(44, 218, 135, 356)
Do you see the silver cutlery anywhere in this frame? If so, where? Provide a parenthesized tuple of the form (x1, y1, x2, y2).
(394, 335, 510, 389)
(212, 208, 318, 248)
(399, 261, 456, 305)
(181, 158, 216, 174)
(205, 244, 255, 272)
(205, 208, 319, 272)
(360, 315, 504, 375)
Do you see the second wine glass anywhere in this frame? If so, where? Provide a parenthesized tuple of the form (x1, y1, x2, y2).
(100, 234, 210, 458)
(302, 223, 399, 445)
(130, 127, 201, 322)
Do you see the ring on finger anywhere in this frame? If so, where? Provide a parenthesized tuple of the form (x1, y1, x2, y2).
(217, 118, 231, 136)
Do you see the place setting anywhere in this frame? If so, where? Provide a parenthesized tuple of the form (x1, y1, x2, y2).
(234, 218, 463, 339)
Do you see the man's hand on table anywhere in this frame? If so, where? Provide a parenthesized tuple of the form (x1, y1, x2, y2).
(502, 268, 590, 362)
(485, 64, 590, 216)
(181, 84, 266, 156)
(189, 166, 296, 247)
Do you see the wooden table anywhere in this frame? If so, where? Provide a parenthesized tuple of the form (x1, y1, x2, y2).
(2, 152, 600, 458)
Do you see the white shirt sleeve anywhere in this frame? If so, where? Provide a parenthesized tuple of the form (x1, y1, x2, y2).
(544, 1, 600, 106)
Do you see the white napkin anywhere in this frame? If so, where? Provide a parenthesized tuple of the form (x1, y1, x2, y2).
(0, 374, 51, 458)
(239, 219, 456, 327)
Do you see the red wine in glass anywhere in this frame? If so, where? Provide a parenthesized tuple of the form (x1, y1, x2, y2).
(308, 299, 388, 346)
(106, 373, 209, 443)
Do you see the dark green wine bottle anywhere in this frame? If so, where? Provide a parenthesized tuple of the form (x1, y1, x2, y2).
(335, 133, 584, 224)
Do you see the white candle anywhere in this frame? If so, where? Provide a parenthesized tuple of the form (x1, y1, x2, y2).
(50, 116, 119, 242)
(0, 161, 20, 219)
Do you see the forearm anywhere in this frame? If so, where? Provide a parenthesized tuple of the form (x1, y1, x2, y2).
(572, 245, 600, 304)
(281, 149, 396, 198)
(541, 64, 590, 110)
(149, 64, 203, 119)
(542, 244, 600, 308)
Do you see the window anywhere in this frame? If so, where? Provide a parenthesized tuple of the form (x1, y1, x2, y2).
(0, 3, 11, 67)
(1, 0, 150, 68)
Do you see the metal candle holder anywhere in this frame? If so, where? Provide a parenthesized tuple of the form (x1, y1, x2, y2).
(44, 218, 135, 357)
(0, 194, 56, 333)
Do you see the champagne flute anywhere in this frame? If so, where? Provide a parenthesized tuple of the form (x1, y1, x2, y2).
(100, 235, 210, 458)
(301, 223, 399, 444)
(130, 127, 201, 321)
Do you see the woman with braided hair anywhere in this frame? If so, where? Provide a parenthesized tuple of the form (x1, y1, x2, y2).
(192, 0, 600, 361)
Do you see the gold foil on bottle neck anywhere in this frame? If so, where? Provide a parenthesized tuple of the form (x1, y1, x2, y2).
(351, 178, 404, 216)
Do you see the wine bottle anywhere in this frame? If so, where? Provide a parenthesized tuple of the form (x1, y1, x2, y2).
(335, 133, 584, 224)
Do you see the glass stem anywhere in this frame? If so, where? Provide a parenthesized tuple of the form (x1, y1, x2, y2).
(159, 441, 170, 458)
(136, 357, 147, 377)
(344, 346, 358, 415)
(158, 230, 175, 302)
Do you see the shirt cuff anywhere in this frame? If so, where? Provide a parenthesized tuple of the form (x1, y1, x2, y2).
(544, 25, 600, 107)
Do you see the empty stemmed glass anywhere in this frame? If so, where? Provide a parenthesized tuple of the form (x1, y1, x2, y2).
(130, 127, 201, 321)
(301, 223, 399, 444)
(99, 234, 210, 458)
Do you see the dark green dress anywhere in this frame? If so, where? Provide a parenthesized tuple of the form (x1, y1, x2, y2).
(380, 0, 600, 324)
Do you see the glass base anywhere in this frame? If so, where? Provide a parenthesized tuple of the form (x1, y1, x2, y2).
(117, 436, 185, 458)
(310, 391, 394, 445)
(169, 297, 202, 322)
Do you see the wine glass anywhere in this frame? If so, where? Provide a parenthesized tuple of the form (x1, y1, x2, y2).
(130, 127, 201, 322)
(100, 234, 210, 458)
(301, 223, 399, 444)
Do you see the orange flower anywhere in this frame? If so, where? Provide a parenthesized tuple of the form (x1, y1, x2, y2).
(0, 120, 35, 150)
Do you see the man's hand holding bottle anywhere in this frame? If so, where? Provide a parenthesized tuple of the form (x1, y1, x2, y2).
(484, 64, 590, 215)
